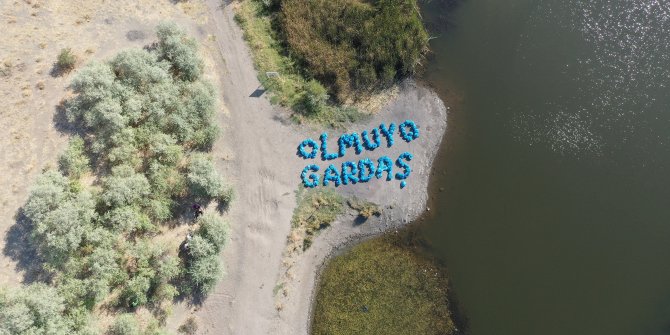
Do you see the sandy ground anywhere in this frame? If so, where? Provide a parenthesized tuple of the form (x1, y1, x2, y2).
(0, 0, 447, 334)
(161, 2, 448, 334)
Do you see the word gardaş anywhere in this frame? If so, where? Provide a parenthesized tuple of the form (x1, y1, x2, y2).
(297, 120, 419, 189)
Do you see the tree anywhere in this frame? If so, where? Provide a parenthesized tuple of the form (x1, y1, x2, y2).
(155, 22, 203, 81)
(197, 212, 229, 251)
(108, 314, 140, 335)
(186, 254, 221, 294)
(0, 284, 81, 335)
(186, 153, 226, 200)
(100, 165, 151, 209)
(24, 170, 96, 267)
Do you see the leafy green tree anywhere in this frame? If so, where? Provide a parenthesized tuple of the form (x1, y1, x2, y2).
(108, 314, 140, 335)
(24, 170, 96, 267)
(188, 235, 216, 260)
(186, 153, 225, 200)
(155, 22, 203, 81)
(0, 283, 82, 335)
(100, 165, 151, 209)
(186, 254, 221, 294)
(197, 212, 229, 251)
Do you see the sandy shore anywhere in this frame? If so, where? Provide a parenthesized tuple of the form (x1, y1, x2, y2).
(167, 2, 448, 334)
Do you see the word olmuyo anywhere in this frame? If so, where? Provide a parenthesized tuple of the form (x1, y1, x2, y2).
(297, 120, 419, 189)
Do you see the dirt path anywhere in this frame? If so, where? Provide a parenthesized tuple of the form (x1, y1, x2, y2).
(166, 2, 448, 334)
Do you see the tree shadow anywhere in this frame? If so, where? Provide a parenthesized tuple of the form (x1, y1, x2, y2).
(52, 99, 82, 137)
(2, 208, 50, 284)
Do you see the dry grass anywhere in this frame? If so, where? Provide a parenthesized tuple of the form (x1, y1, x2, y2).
(290, 187, 344, 251)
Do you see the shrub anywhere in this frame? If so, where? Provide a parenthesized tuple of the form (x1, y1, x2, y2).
(108, 314, 141, 335)
(298, 80, 328, 115)
(59, 136, 90, 178)
(234, 0, 367, 127)
(186, 254, 221, 294)
(188, 235, 216, 259)
(9, 22, 230, 334)
(57, 48, 76, 72)
(196, 212, 229, 250)
(178, 317, 198, 335)
(0, 284, 79, 334)
(103, 206, 152, 233)
(100, 165, 151, 209)
(155, 22, 203, 81)
(24, 170, 97, 267)
(187, 153, 226, 200)
(347, 198, 381, 220)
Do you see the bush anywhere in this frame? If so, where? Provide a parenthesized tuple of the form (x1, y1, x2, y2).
(188, 235, 217, 259)
(24, 170, 97, 267)
(59, 136, 90, 178)
(298, 80, 328, 115)
(186, 254, 221, 294)
(178, 317, 198, 335)
(155, 22, 203, 81)
(57, 48, 76, 72)
(347, 198, 381, 220)
(234, 0, 367, 127)
(103, 206, 153, 233)
(292, 188, 344, 235)
(0, 284, 80, 334)
(197, 212, 229, 250)
(187, 153, 226, 200)
(182, 212, 228, 295)
(9, 22, 231, 334)
(108, 314, 140, 335)
(100, 165, 151, 208)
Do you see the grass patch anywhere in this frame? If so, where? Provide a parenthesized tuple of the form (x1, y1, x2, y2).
(234, 0, 367, 128)
(312, 235, 456, 335)
(291, 188, 344, 250)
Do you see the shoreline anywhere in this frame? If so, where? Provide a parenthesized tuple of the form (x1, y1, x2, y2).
(169, 2, 449, 334)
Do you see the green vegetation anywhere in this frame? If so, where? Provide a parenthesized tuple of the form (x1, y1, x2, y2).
(281, 0, 428, 100)
(56, 48, 77, 73)
(291, 188, 344, 250)
(183, 212, 229, 294)
(3, 22, 231, 334)
(0, 283, 92, 334)
(234, 0, 366, 127)
(235, 0, 428, 125)
(312, 235, 456, 335)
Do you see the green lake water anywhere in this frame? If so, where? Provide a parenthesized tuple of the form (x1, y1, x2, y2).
(417, 0, 670, 334)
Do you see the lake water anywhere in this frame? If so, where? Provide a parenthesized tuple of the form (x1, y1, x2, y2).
(418, 0, 670, 334)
